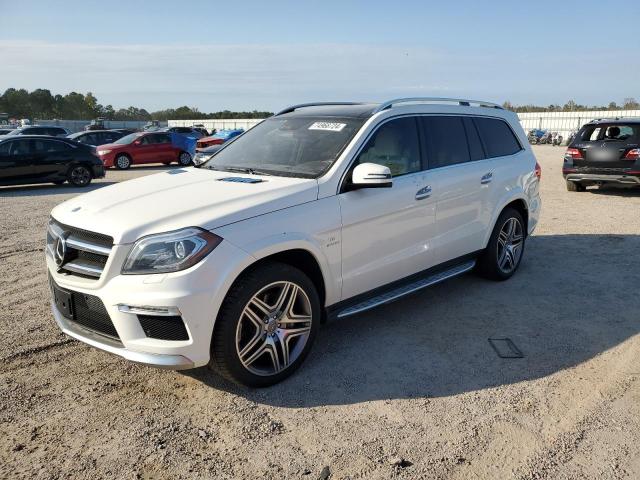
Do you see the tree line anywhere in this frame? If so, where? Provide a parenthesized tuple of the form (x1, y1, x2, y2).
(0, 88, 273, 121)
(2, 87, 639, 120)
(502, 98, 640, 113)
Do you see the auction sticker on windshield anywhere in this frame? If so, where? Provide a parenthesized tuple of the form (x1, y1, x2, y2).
(308, 122, 347, 132)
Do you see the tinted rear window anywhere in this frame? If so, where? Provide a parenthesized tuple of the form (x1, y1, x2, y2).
(474, 117, 522, 158)
(576, 124, 640, 143)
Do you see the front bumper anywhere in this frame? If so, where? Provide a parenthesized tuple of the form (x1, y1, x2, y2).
(51, 303, 195, 369)
(564, 172, 640, 185)
(46, 239, 254, 370)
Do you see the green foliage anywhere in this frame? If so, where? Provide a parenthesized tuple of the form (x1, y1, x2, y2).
(502, 98, 640, 113)
(0, 88, 273, 121)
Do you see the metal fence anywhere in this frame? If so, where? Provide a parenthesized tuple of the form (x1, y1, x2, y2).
(517, 110, 640, 137)
(167, 118, 263, 131)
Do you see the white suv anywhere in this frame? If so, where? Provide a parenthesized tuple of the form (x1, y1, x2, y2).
(46, 98, 541, 387)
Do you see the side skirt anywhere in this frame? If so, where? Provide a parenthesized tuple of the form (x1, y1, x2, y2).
(326, 254, 479, 321)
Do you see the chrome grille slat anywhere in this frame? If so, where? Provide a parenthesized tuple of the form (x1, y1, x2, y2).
(65, 236, 112, 256)
(62, 260, 104, 277)
(47, 218, 113, 280)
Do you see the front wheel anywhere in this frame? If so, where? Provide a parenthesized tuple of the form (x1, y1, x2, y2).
(115, 154, 131, 170)
(476, 208, 525, 281)
(68, 166, 92, 187)
(210, 262, 320, 387)
(178, 151, 192, 166)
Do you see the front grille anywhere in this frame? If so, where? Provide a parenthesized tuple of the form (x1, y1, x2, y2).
(138, 315, 189, 341)
(71, 291, 120, 340)
(47, 218, 113, 279)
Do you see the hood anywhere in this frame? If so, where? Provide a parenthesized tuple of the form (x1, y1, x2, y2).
(51, 168, 318, 244)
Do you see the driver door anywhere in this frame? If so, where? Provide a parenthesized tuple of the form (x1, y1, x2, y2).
(338, 116, 437, 300)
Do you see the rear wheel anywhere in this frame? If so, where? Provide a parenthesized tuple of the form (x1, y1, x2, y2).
(178, 151, 192, 166)
(566, 180, 586, 192)
(210, 262, 320, 387)
(477, 208, 525, 281)
(68, 166, 92, 187)
(115, 154, 131, 170)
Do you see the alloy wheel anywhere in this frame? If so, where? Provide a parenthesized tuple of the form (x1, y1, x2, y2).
(70, 167, 90, 186)
(235, 281, 312, 376)
(496, 217, 524, 274)
(179, 152, 191, 166)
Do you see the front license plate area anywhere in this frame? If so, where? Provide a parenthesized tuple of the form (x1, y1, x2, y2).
(51, 282, 74, 319)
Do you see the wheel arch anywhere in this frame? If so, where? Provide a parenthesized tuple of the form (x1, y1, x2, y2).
(236, 247, 328, 309)
(483, 196, 529, 248)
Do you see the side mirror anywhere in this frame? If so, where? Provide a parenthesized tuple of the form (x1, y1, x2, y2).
(351, 162, 392, 188)
(133, 139, 141, 145)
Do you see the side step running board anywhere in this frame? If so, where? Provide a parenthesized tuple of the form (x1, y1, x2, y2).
(336, 260, 476, 319)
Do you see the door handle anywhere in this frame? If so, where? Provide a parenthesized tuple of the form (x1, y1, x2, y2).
(415, 185, 432, 200)
(481, 172, 493, 184)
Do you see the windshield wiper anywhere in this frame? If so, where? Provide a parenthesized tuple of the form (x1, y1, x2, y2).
(221, 166, 273, 176)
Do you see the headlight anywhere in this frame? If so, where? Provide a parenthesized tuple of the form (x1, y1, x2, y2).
(97, 149, 111, 155)
(122, 227, 222, 275)
(194, 153, 214, 165)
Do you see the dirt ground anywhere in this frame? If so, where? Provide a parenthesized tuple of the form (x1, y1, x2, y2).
(1, 147, 639, 480)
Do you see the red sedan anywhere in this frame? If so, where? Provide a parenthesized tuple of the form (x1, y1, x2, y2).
(96, 132, 193, 169)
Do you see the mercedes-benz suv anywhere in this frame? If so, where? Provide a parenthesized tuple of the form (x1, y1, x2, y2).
(563, 118, 640, 191)
(46, 98, 541, 387)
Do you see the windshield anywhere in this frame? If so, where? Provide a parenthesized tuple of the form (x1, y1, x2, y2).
(203, 116, 364, 178)
(6, 129, 23, 136)
(114, 133, 140, 144)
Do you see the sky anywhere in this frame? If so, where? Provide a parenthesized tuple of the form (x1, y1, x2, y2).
(1, 0, 639, 112)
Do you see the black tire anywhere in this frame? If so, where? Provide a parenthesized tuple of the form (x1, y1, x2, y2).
(67, 166, 92, 187)
(178, 151, 192, 166)
(476, 208, 526, 281)
(210, 262, 321, 387)
(566, 181, 585, 192)
(115, 154, 131, 170)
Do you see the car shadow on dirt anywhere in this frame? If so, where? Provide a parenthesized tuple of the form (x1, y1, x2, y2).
(185, 233, 640, 407)
(0, 181, 117, 197)
(586, 186, 640, 197)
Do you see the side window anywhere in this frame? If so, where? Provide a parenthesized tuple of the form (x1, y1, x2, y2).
(474, 117, 522, 158)
(9, 140, 31, 155)
(0, 142, 11, 155)
(463, 117, 485, 161)
(81, 134, 96, 145)
(156, 133, 172, 144)
(45, 141, 71, 152)
(139, 135, 152, 145)
(354, 117, 421, 177)
(422, 116, 470, 169)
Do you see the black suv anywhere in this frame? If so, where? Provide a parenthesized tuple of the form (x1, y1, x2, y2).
(0, 136, 105, 187)
(563, 118, 640, 191)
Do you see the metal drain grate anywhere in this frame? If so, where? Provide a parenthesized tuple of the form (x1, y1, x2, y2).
(488, 337, 524, 358)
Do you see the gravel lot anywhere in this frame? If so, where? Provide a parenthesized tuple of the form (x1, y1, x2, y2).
(1, 147, 639, 480)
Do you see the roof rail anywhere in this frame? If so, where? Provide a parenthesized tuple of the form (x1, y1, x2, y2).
(275, 102, 369, 116)
(372, 97, 503, 114)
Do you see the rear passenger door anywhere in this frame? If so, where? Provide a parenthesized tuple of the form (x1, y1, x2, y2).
(0, 140, 35, 183)
(419, 115, 494, 265)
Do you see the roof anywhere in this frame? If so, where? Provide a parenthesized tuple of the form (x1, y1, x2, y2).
(587, 117, 640, 125)
(277, 103, 380, 119)
(0, 135, 76, 141)
(275, 98, 503, 119)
